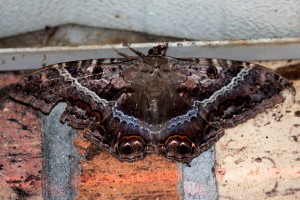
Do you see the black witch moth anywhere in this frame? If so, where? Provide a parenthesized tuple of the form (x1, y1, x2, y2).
(10, 44, 296, 163)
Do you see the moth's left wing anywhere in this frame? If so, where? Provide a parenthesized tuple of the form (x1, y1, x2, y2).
(9, 58, 134, 128)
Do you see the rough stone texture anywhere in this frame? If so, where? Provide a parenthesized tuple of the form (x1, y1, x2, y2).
(178, 147, 218, 200)
(42, 103, 81, 200)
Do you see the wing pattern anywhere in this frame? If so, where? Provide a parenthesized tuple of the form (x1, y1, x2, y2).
(10, 46, 295, 163)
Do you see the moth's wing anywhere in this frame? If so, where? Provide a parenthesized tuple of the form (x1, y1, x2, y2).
(173, 58, 296, 128)
(10, 58, 156, 161)
(157, 109, 225, 163)
(9, 58, 134, 129)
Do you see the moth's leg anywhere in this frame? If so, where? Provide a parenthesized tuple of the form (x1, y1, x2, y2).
(42, 54, 47, 68)
(161, 42, 169, 56)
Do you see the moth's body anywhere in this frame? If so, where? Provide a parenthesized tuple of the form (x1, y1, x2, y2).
(120, 57, 190, 126)
(10, 44, 296, 163)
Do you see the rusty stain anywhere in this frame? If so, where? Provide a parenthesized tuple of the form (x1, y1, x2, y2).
(288, 124, 300, 143)
(294, 111, 300, 117)
(255, 157, 262, 163)
(234, 159, 243, 165)
(216, 168, 226, 177)
(260, 157, 276, 166)
(11, 187, 31, 200)
(282, 188, 300, 195)
(265, 180, 278, 197)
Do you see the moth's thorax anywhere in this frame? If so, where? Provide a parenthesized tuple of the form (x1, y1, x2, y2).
(123, 57, 184, 89)
(118, 64, 192, 125)
(140, 55, 169, 71)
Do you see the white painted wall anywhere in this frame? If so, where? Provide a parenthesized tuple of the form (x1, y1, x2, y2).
(0, 0, 300, 40)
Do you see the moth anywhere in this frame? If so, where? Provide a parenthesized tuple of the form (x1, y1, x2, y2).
(10, 44, 296, 163)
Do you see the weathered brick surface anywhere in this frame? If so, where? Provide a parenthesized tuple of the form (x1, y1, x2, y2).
(0, 72, 43, 200)
(74, 133, 180, 200)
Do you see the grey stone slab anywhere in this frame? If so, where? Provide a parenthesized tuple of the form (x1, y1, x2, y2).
(42, 103, 81, 200)
(178, 146, 218, 200)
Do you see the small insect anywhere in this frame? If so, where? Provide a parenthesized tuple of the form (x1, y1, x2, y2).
(10, 44, 296, 163)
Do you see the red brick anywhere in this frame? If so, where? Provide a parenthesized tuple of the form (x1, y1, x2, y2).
(0, 72, 43, 199)
(74, 133, 180, 200)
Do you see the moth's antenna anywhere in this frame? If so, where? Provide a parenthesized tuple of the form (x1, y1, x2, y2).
(124, 44, 145, 58)
(111, 45, 132, 59)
